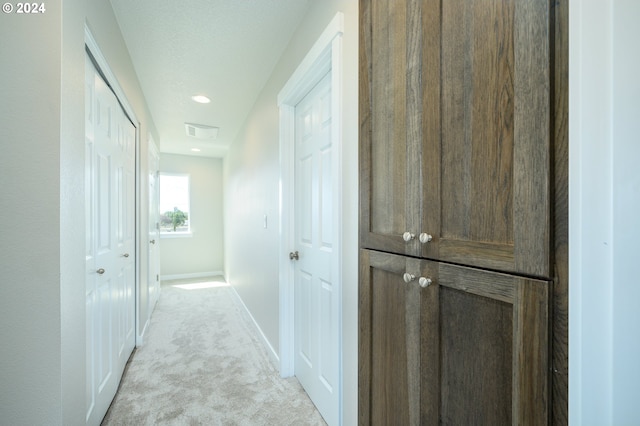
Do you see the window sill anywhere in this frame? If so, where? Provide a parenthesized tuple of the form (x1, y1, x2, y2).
(160, 232, 193, 239)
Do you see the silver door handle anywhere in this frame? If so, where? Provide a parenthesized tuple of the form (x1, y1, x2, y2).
(289, 251, 299, 260)
(96, 268, 105, 275)
(122, 253, 129, 258)
(150, 239, 155, 244)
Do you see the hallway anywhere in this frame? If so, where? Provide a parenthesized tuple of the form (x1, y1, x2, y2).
(101, 277, 326, 425)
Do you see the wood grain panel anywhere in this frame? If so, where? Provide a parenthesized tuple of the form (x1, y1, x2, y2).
(370, 0, 410, 246)
(469, 0, 515, 245)
(439, 238, 515, 273)
(513, 278, 550, 425)
(440, 0, 473, 242)
(552, 0, 569, 423)
(420, 0, 442, 262)
(360, 0, 424, 257)
(513, 0, 552, 276)
(435, 0, 551, 278)
(438, 262, 515, 304)
(370, 267, 412, 425)
(358, 249, 372, 426)
(360, 250, 439, 425)
(418, 260, 440, 425)
(440, 287, 513, 425)
(441, 0, 515, 245)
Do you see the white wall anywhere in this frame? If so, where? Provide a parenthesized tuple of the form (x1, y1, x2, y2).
(160, 154, 224, 277)
(570, 0, 640, 424)
(0, 4, 65, 423)
(223, 0, 359, 424)
(0, 0, 159, 423)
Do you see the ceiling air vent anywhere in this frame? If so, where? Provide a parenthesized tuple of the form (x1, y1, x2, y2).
(184, 123, 219, 140)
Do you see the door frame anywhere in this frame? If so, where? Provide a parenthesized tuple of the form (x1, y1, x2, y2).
(85, 26, 142, 346)
(278, 10, 344, 385)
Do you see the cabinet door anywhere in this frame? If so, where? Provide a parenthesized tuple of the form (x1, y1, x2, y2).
(360, 0, 553, 277)
(421, 0, 552, 277)
(359, 249, 439, 425)
(359, 249, 550, 425)
(359, 0, 424, 257)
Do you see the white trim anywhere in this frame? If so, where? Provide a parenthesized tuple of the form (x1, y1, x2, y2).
(159, 232, 193, 239)
(229, 286, 280, 368)
(278, 11, 344, 424)
(160, 271, 225, 281)
(85, 27, 138, 126)
(84, 25, 144, 348)
(277, 13, 343, 107)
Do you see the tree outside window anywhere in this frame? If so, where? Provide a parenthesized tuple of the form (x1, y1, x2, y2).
(159, 174, 191, 234)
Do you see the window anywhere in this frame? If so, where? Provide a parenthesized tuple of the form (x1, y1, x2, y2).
(159, 173, 191, 236)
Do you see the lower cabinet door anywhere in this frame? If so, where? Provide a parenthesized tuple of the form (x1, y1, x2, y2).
(359, 249, 550, 425)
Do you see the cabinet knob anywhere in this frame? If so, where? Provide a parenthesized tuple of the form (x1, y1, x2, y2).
(419, 233, 433, 243)
(419, 277, 432, 288)
(96, 268, 105, 275)
(403, 273, 416, 283)
(402, 232, 415, 242)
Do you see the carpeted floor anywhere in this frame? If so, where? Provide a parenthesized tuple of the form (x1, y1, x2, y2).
(101, 276, 326, 426)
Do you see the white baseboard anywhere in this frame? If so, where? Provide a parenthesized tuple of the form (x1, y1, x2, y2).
(228, 285, 280, 369)
(160, 271, 224, 281)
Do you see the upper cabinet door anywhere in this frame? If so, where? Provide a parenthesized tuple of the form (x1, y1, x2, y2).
(426, 0, 552, 277)
(360, 0, 425, 257)
(360, 0, 552, 277)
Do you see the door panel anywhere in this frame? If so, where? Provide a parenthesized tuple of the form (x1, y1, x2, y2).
(359, 249, 550, 425)
(85, 54, 136, 426)
(429, 0, 551, 277)
(359, 250, 439, 426)
(440, 287, 513, 425)
(360, 0, 422, 257)
(360, 0, 552, 277)
(293, 71, 339, 426)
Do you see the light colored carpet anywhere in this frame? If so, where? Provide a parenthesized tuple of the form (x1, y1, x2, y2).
(101, 277, 327, 426)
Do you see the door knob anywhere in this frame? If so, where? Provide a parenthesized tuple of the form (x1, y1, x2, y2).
(402, 232, 415, 242)
(96, 268, 105, 275)
(419, 277, 433, 288)
(150, 239, 156, 244)
(122, 253, 130, 258)
(289, 251, 299, 260)
(419, 233, 433, 243)
(403, 273, 415, 283)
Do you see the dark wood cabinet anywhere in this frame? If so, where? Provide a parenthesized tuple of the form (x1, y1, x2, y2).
(360, 0, 553, 277)
(359, 0, 568, 424)
(360, 250, 550, 425)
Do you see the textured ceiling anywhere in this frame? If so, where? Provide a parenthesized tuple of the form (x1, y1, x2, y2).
(110, 0, 312, 157)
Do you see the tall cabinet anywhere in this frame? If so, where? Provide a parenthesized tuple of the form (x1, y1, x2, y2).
(358, 0, 568, 424)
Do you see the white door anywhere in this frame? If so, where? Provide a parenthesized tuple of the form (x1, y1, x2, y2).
(85, 54, 136, 426)
(293, 71, 339, 426)
(148, 139, 160, 310)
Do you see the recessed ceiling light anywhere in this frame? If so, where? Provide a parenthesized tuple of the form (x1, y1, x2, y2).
(191, 95, 211, 104)
(191, 148, 201, 152)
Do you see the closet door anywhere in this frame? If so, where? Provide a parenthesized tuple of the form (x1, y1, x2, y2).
(359, 0, 425, 257)
(421, 0, 552, 277)
(85, 54, 136, 426)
